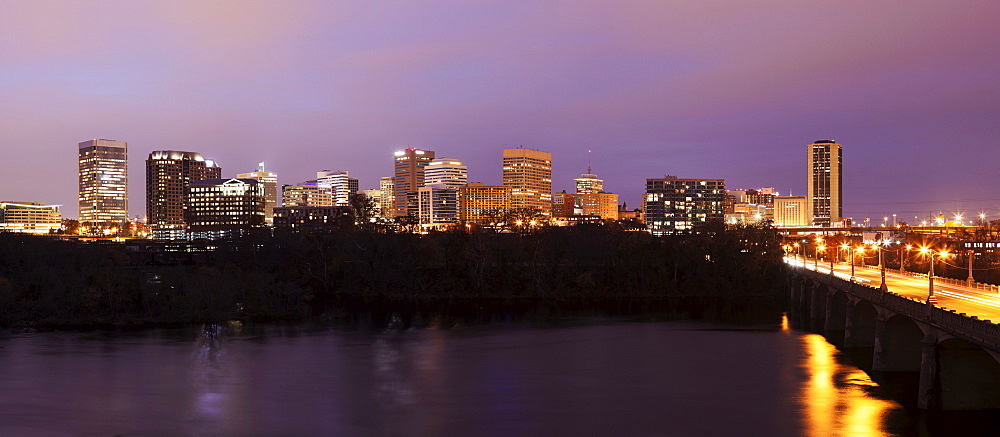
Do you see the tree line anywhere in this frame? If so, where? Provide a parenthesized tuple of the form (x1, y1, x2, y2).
(0, 221, 785, 328)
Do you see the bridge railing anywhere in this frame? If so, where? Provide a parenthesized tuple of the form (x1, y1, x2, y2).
(792, 266, 1000, 350)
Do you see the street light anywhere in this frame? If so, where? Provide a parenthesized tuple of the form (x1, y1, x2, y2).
(815, 244, 825, 270)
(901, 244, 912, 273)
(852, 246, 864, 282)
(919, 247, 950, 305)
(828, 243, 835, 275)
(876, 241, 888, 291)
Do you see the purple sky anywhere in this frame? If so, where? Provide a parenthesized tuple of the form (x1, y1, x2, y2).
(2, 1, 999, 223)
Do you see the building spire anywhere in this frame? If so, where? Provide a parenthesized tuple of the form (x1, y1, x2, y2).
(587, 149, 592, 174)
(258, 162, 265, 172)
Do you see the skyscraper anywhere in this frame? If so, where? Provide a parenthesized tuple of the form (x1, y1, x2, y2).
(807, 140, 843, 226)
(393, 148, 435, 217)
(379, 176, 395, 220)
(317, 170, 358, 206)
(417, 185, 459, 228)
(644, 176, 726, 235)
(424, 158, 468, 190)
(237, 163, 278, 225)
(79, 139, 128, 225)
(572, 165, 617, 219)
(146, 150, 222, 238)
(502, 148, 552, 215)
(574, 169, 603, 195)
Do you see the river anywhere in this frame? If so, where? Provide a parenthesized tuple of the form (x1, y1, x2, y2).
(1, 306, 997, 436)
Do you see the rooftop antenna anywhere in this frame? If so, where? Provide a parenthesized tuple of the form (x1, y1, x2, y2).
(258, 162, 265, 172)
(587, 149, 592, 174)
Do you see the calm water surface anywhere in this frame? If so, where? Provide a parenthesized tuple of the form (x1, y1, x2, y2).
(0, 312, 995, 436)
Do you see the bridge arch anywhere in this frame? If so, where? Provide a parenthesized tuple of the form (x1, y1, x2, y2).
(809, 284, 829, 332)
(844, 299, 878, 369)
(936, 338, 1000, 410)
(823, 290, 848, 346)
(876, 315, 924, 372)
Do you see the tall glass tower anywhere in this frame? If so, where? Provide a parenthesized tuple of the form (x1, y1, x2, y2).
(502, 147, 552, 216)
(807, 140, 843, 226)
(393, 148, 435, 217)
(78, 139, 128, 224)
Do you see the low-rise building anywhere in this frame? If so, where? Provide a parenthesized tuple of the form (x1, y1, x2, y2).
(283, 181, 334, 207)
(577, 192, 619, 220)
(0, 201, 62, 234)
(273, 205, 353, 231)
(186, 178, 265, 239)
(459, 183, 511, 224)
(773, 196, 809, 227)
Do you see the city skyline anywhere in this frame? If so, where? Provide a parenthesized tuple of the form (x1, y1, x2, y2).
(2, 2, 1000, 222)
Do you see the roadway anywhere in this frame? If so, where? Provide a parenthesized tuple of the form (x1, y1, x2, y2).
(786, 257, 1000, 323)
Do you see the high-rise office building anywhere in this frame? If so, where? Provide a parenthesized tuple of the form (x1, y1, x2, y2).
(317, 170, 359, 206)
(807, 140, 842, 226)
(393, 148, 435, 217)
(146, 150, 221, 238)
(458, 183, 511, 224)
(502, 148, 552, 215)
(417, 185, 459, 228)
(78, 139, 128, 224)
(572, 166, 616, 219)
(575, 168, 603, 195)
(379, 176, 395, 220)
(425, 158, 468, 190)
(237, 163, 278, 225)
(644, 176, 726, 235)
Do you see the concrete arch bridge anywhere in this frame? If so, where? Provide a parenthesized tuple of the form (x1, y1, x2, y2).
(788, 267, 1000, 410)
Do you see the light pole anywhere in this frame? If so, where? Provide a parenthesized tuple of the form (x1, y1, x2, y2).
(851, 246, 863, 282)
(877, 242, 887, 291)
(967, 248, 975, 286)
(814, 237, 823, 270)
(840, 243, 850, 276)
(920, 248, 949, 305)
(900, 245, 911, 273)
(829, 243, 834, 275)
(793, 243, 800, 265)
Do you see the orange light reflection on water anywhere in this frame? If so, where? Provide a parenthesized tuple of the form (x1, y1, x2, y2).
(802, 334, 896, 437)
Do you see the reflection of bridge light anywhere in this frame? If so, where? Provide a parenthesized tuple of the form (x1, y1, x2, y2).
(802, 334, 894, 437)
(804, 334, 835, 436)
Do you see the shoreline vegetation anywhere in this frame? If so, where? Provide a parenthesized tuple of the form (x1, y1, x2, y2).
(0, 223, 786, 330)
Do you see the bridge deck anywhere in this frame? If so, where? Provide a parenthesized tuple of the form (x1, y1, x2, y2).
(786, 257, 1000, 324)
